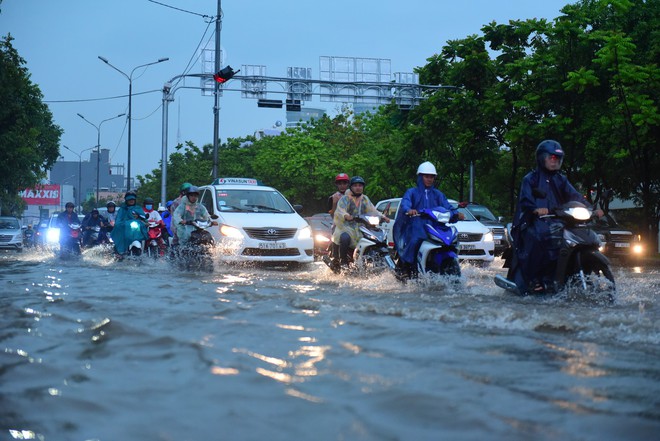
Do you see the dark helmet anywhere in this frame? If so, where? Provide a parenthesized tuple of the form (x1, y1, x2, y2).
(349, 176, 366, 187)
(536, 140, 564, 169)
(65, 202, 74, 208)
(106, 201, 116, 208)
(91, 209, 99, 215)
(143, 197, 154, 205)
(166, 200, 174, 208)
(186, 186, 200, 196)
(125, 191, 137, 201)
(180, 182, 192, 193)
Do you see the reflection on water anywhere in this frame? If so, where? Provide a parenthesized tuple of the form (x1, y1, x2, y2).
(0, 249, 658, 440)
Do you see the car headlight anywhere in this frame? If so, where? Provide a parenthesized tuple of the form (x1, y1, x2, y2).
(298, 226, 312, 240)
(632, 243, 644, 255)
(220, 224, 243, 239)
(483, 231, 494, 242)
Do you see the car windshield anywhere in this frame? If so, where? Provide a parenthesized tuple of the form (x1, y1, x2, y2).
(215, 189, 294, 213)
(458, 207, 476, 221)
(0, 218, 19, 229)
(468, 205, 497, 222)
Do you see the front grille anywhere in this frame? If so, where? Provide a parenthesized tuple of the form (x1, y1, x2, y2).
(458, 249, 486, 256)
(610, 234, 632, 243)
(243, 227, 297, 241)
(0, 235, 12, 243)
(457, 233, 482, 242)
(491, 227, 505, 235)
(242, 248, 301, 256)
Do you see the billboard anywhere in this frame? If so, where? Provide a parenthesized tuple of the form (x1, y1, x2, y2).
(19, 184, 61, 206)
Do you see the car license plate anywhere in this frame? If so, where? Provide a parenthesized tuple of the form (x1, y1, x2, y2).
(614, 242, 630, 248)
(494, 235, 503, 240)
(461, 244, 475, 250)
(258, 242, 286, 249)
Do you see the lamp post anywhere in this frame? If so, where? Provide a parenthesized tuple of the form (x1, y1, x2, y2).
(98, 56, 169, 191)
(77, 112, 125, 206)
(62, 145, 95, 213)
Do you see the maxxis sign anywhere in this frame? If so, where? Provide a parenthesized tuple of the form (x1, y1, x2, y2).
(19, 184, 61, 206)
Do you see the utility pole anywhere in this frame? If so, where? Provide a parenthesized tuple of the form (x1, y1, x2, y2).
(212, 0, 222, 180)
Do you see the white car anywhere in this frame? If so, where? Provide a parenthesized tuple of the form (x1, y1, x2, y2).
(375, 197, 495, 263)
(197, 178, 314, 264)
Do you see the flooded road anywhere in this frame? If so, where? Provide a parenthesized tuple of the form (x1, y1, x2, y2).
(1, 249, 658, 441)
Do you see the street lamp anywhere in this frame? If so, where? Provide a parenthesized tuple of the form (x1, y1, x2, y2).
(77, 112, 125, 206)
(62, 145, 95, 213)
(98, 56, 169, 191)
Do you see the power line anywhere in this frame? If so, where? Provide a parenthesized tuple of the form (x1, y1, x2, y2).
(146, 0, 213, 19)
(44, 89, 161, 103)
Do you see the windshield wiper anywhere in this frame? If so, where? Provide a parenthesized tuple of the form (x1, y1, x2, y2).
(244, 204, 287, 213)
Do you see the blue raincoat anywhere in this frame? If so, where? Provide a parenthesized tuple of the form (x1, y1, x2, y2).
(111, 203, 147, 254)
(393, 175, 458, 264)
(510, 165, 589, 291)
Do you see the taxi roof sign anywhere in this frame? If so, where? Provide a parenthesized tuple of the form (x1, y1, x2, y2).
(212, 177, 263, 186)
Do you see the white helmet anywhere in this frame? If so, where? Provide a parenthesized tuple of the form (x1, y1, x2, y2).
(417, 161, 437, 175)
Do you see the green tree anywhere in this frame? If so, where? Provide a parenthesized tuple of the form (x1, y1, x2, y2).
(0, 34, 62, 215)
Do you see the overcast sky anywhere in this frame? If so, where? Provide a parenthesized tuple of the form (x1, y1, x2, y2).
(1, 0, 573, 179)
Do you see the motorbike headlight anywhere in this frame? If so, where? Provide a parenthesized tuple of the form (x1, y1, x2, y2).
(567, 206, 591, 220)
(315, 234, 331, 243)
(47, 228, 60, 243)
(130, 221, 140, 230)
(220, 224, 243, 239)
(365, 215, 380, 226)
(483, 231, 494, 242)
(298, 226, 312, 240)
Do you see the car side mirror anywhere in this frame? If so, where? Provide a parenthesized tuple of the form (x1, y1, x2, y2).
(293, 204, 303, 213)
(210, 214, 219, 220)
(498, 216, 505, 223)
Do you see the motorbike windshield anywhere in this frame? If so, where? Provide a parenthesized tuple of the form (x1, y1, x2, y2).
(216, 190, 294, 213)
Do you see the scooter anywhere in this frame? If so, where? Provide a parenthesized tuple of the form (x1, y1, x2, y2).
(145, 220, 165, 257)
(396, 207, 461, 280)
(494, 201, 615, 301)
(60, 221, 82, 258)
(323, 215, 394, 274)
(82, 225, 110, 249)
(176, 219, 217, 271)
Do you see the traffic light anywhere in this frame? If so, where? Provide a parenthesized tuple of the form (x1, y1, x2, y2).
(213, 66, 239, 84)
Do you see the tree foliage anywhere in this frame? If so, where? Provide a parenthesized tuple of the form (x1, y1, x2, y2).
(137, 0, 659, 248)
(0, 34, 62, 215)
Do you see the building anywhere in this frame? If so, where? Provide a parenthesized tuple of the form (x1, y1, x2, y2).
(49, 149, 125, 205)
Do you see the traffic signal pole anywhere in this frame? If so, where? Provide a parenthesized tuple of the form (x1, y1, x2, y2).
(212, 0, 222, 181)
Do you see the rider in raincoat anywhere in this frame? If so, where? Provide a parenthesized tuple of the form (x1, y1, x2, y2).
(393, 162, 461, 276)
(332, 176, 388, 266)
(111, 191, 148, 256)
(172, 186, 212, 245)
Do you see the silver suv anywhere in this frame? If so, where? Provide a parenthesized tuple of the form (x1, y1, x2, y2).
(0, 216, 23, 252)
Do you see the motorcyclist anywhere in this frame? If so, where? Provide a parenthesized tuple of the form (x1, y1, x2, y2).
(393, 161, 463, 279)
(110, 191, 148, 258)
(105, 201, 117, 233)
(328, 173, 350, 217)
(172, 186, 216, 246)
(56, 202, 80, 252)
(81, 208, 107, 247)
(332, 176, 389, 268)
(143, 197, 166, 255)
(510, 140, 603, 293)
(170, 182, 192, 246)
(161, 200, 174, 237)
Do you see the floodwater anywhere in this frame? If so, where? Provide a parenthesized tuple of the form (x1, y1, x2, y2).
(1, 248, 658, 441)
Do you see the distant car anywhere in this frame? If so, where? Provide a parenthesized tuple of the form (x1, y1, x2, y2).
(460, 202, 511, 256)
(0, 216, 24, 252)
(197, 177, 314, 264)
(591, 212, 644, 260)
(305, 213, 333, 260)
(375, 198, 495, 264)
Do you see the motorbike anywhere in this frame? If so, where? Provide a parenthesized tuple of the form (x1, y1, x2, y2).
(82, 225, 110, 249)
(494, 201, 615, 302)
(145, 220, 165, 257)
(23, 227, 35, 248)
(395, 207, 461, 280)
(175, 219, 217, 271)
(60, 221, 82, 258)
(323, 215, 394, 274)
